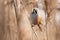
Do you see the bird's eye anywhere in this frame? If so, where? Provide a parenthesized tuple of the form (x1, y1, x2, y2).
(32, 9, 37, 14)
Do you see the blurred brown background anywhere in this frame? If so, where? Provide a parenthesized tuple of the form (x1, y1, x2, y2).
(0, 0, 60, 40)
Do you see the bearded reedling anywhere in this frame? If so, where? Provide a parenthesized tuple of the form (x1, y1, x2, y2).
(31, 8, 43, 31)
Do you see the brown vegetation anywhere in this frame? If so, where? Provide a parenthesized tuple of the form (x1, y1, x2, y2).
(0, 0, 59, 40)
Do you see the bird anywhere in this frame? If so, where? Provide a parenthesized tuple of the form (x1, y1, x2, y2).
(30, 8, 42, 31)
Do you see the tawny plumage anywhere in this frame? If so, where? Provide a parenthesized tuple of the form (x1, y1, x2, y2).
(31, 8, 42, 31)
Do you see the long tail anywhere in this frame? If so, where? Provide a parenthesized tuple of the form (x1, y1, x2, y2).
(38, 24, 42, 31)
